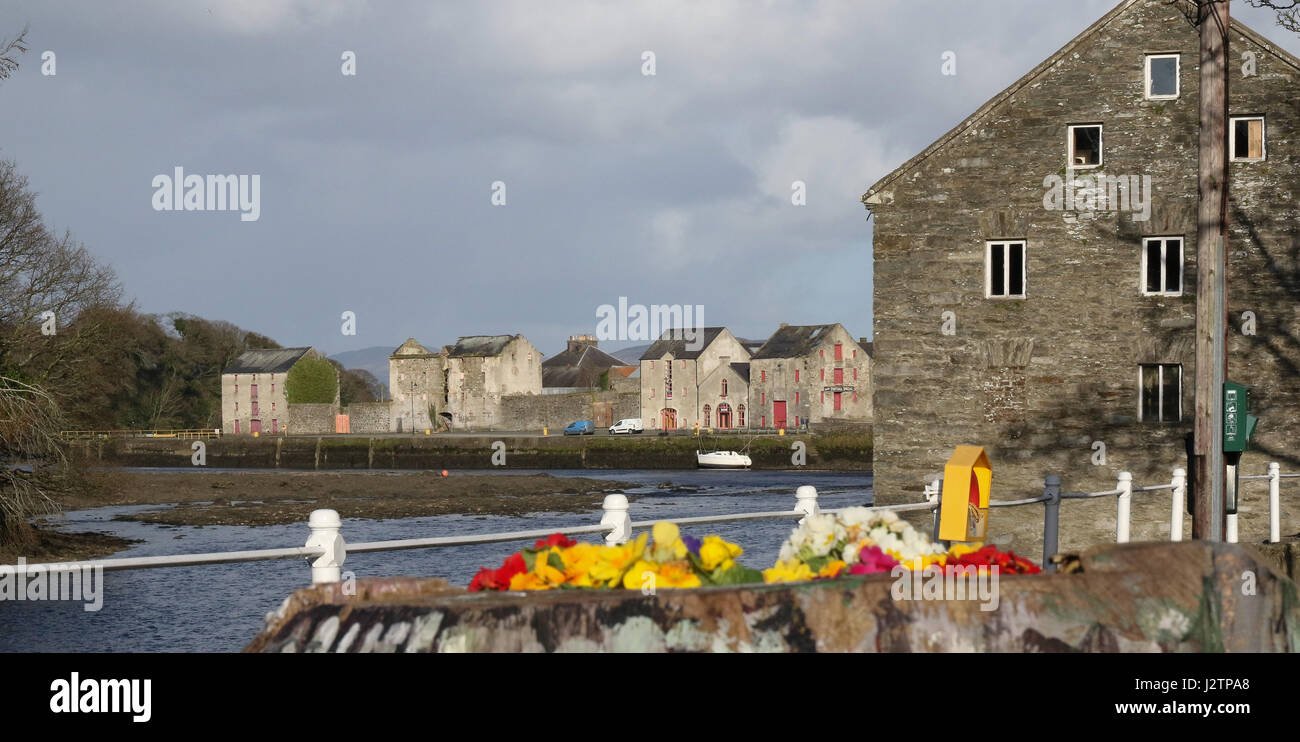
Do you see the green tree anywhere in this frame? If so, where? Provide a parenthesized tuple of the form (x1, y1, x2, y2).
(286, 356, 338, 404)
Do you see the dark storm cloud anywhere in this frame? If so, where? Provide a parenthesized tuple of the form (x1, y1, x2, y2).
(0, 0, 1295, 357)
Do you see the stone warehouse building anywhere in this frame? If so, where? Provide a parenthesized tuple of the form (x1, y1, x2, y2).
(443, 334, 543, 430)
(221, 347, 335, 435)
(749, 324, 872, 429)
(541, 335, 636, 394)
(389, 338, 446, 433)
(639, 328, 751, 431)
(863, 0, 1300, 504)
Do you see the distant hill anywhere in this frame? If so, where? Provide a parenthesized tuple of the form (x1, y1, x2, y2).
(606, 343, 651, 364)
(329, 345, 394, 389)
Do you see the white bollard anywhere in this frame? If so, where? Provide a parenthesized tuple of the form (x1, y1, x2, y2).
(1269, 462, 1281, 544)
(306, 509, 346, 584)
(795, 485, 819, 525)
(601, 494, 631, 545)
(1170, 468, 1186, 542)
(1116, 471, 1132, 543)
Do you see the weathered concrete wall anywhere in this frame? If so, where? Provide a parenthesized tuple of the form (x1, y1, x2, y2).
(389, 343, 444, 433)
(866, 0, 1300, 503)
(286, 404, 336, 435)
(344, 403, 390, 434)
(246, 540, 1300, 653)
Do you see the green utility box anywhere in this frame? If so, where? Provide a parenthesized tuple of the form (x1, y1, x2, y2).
(1223, 381, 1258, 453)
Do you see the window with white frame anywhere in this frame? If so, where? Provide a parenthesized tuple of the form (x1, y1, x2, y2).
(1230, 116, 1265, 162)
(1142, 237, 1183, 296)
(1145, 54, 1179, 99)
(1139, 364, 1182, 422)
(985, 240, 1026, 298)
(1068, 124, 1102, 168)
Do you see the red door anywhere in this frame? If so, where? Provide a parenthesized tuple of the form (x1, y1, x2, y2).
(250, 419, 262, 434)
(833, 392, 842, 411)
(773, 401, 787, 429)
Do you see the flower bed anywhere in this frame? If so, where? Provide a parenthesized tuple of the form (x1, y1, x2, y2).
(467, 508, 1039, 593)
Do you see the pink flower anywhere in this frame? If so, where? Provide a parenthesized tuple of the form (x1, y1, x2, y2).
(848, 545, 898, 575)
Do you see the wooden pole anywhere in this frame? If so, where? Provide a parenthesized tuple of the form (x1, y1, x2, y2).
(1193, 0, 1230, 541)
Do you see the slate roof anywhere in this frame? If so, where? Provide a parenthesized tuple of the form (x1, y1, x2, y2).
(751, 325, 842, 360)
(447, 335, 517, 358)
(542, 344, 632, 370)
(639, 327, 728, 361)
(730, 362, 750, 382)
(224, 347, 314, 374)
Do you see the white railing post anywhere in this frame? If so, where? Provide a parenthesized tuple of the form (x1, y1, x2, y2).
(795, 485, 819, 525)
(925, 476, 942, 543)
(306, 509, 346, 584)
(1116, 471, 1132, 543)
(1269, 462, 1281, 544)
(601, 494, 631, 545)
(1170, 468, 1186, 542)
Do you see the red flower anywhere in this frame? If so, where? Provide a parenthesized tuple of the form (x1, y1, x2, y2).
(533, 533, 576, 550)
(946, 546, 1041, 575)
(468, 552, 528, 591)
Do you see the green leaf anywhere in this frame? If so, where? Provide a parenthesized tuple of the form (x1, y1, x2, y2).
(710, 563, 764, 586)
(547, 551, 566, 572)
(520, 548, 538, 572)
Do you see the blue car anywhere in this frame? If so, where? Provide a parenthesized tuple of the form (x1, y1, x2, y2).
(564, 420, 595, 436)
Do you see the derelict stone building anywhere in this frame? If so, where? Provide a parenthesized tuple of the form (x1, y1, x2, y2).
(863, 0, 1300, 504)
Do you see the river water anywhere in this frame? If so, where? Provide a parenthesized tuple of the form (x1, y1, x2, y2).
(0, 468, 871, 652)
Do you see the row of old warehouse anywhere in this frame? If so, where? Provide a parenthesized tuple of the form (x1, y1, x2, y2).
(218, 323, 871, 435)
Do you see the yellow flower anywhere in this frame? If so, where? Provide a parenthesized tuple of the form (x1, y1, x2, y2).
(890, 551, 947, 570)
(817, 560, 847, 578)
(560, 542, 600, 586)
(590, 533, 647, 587)
(648, 521, 688, 562)
(699, 536, 743, 572)
(509, 548, 568, 590)
(654, 560, 702, 589)
(947, 543, 980, 559)
(622, 559, 702, 590)
(622, 559, 660, 590)
(763, 559, 814, 583)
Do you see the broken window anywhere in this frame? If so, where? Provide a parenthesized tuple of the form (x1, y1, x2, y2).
(1140, 364, 1182, 422)
(1142, 237, 1183, 296)
(1145, 54, 1179, 99)
(986, 240, 1026, 298)
(1231, 116, 1265, 161)
(1068, 124, 1102, 168)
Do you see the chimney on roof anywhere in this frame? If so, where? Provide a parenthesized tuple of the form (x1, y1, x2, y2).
(567, 334, 597, 353)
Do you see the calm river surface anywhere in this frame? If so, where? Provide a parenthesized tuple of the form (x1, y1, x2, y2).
(0, 468, 871, 652)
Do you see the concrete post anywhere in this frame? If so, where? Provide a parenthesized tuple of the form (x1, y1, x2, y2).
(1170, 468, 1187, 542)
(1269, 462, 1281, 544)
(795, 485, 819, 526)
(1043, 475, 1061, 574)
(306, 509, 346, 585)
(601, 494, 631, 545)
(1116, 472, 1132, 544)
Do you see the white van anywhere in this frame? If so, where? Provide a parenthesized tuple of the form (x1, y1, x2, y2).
(609, 418, 644, 434)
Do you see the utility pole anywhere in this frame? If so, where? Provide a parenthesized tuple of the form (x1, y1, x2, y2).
(1193, 0, 1230, 540)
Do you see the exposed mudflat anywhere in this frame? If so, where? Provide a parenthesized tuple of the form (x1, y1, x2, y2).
(49, 470, 631, 527)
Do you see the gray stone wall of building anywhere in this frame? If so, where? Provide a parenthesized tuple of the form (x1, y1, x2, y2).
(865, 0, 1300, 503)
(446, 335, 542, 430)
(750, 326, 870, 429)
(500, 390, 639, 431)
(389, 351, 445, 433)
(345, 402, 391, 434)
(286, 403, 336, 435)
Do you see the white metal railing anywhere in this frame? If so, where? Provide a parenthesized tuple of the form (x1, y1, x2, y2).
(2, 465, 1291, 585)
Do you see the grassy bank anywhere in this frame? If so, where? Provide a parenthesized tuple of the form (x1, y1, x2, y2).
(65, 430, 872, 471)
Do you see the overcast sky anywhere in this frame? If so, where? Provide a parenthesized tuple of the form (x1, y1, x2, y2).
(2, 0, 1297, 358)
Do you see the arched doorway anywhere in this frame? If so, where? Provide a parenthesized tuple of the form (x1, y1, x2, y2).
(717, 403, 732, 429)
(660, 408, 677, 430)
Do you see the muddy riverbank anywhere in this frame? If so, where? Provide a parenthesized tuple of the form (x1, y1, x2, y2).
(51, 469, 632, 528)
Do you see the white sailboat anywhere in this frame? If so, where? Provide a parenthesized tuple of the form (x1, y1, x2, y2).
(696, 449, 753, 469)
